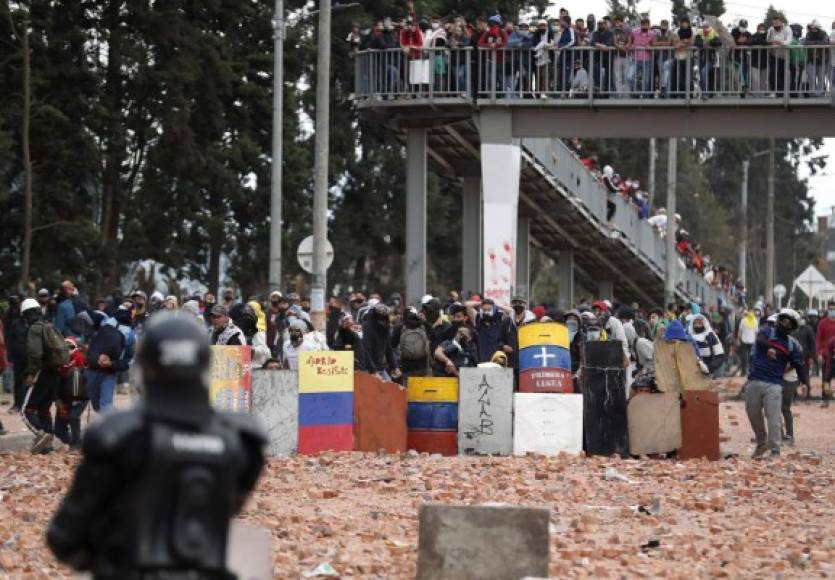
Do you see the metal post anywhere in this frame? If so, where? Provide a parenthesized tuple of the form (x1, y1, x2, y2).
(406, 128, 428, 303)
(739, 159, 749, 290)
(766, 138, 776, 306)
(648, 138, 656, 199)
(268, 0, 284, 293)
(664, 138, 678, 307)
(311, 0, 331, 331)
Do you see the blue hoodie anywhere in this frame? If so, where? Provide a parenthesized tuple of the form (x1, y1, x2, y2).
(749, 326, 806, 385)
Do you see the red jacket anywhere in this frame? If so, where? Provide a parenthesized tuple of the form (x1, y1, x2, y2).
(816, 317, 835, 357)
(399, 28, 423, 58)
(478, 25, 508, 48)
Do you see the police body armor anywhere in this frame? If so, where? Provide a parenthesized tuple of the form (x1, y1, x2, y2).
(47, 313, 265, 580)
(48, 407, 265, 580)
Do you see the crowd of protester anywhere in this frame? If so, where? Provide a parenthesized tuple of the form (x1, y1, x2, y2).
(2, 279, 832, 458)
(351, 2, 835, 99)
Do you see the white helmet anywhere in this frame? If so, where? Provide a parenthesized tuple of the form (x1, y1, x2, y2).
(778, 308, 801, 328)
(20, 298, 40, 313)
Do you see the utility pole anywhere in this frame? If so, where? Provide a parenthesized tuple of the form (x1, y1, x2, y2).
(268, 0, 284, 293)
(739, 159, 749, 290)
(766, 138, 775, 307)
(648, 138, 656, 200)
(664, 138, 677, 308)
(311, 0, 331, 331)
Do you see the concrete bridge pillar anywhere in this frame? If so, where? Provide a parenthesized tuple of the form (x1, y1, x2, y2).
(478, 109, 521, 306)
(405, 127, 427, 303)
(557, 250, 574, 310)
(460, 170, 482, 297)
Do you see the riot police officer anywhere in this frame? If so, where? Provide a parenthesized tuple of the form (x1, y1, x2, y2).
(47, 313, 266, 579)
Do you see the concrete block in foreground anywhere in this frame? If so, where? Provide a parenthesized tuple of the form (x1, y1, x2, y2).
(416, 504, 549, 580)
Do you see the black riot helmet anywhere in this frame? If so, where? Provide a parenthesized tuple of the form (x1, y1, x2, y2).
(138, 313, 212, 421)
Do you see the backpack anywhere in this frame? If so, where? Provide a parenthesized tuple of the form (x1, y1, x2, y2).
(62, 366, 88, 402)
(400, 326, 429, 361)
(39, 322, 70, 369)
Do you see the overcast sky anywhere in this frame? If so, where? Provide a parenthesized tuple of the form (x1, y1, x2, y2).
(535, 0, 835, 218)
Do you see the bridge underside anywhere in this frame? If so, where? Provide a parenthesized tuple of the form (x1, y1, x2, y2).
(395, 118, 675, 307)
(362, 99, 835, 138)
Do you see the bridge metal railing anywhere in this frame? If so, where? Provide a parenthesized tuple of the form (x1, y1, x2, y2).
(354, 45, 833, 105)
(522, 138, 729, 306)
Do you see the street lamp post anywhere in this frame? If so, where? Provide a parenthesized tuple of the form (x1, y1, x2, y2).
(268, 0, 284, 293)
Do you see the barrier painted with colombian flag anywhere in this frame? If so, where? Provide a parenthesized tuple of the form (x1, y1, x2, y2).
(298, 351, 354, 454)
(517, 322, 573, 393)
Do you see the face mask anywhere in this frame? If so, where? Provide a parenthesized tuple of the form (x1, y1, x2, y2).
(551, 26, 559, 32)
(828, 310, 835, 319)
(587, 330, 600, 341)
(739, 26, 747, 32)
(566, 321, 579, 341)
(431, 22, 440, 30)
(482, 308, 494, 317)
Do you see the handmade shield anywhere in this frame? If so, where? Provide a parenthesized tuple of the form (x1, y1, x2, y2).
(678, 390, 720, 460)
(250, 370, 298, 456)
(513, 393, 583, 456)
(518, 345, 573, 393)
(353, 372, 408, 453)
(581, 341, 627, 457)
(627, 390, 682, 456)
(458, 368, 514, 456)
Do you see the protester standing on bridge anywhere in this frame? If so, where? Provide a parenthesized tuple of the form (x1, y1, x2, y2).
(590, 18, 613, 95)
(744, 309, 809, 458)
(695, 22, 723, 96)
(767, 16, 791, 95)
(670, 16, 694, 98)
(731, 19, 752, 93)
(611, 16, 631, 97)
(803, 21, 828, 97)
(628, 17, 656, 96)
(532, 19, 554, 97)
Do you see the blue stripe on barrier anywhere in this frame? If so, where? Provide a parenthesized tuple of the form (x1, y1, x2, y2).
(299, 391, 353, 427)
(407, 402, 458, 431)
(519, 345, 571, 372)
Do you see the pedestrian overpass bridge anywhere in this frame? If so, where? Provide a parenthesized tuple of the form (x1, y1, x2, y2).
(353, 46, 835, 307)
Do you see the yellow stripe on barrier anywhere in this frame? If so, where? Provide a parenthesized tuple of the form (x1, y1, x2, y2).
(518, 322, 569, 349)
(298, 351, 355, 393)
(407, 377, 459, 402)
